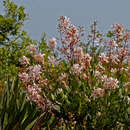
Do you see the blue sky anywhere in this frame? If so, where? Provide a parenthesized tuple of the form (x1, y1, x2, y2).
(0, 0, 130, 40)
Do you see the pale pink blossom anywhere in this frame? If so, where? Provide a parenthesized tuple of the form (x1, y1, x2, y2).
(73, 47, 84, 60)
(72, 64, 83, 74)
(27, 83, 43, 107)
(19, 56, 30, 65)
(113, 24, 124, 37)
(98, 53, 108, 63)
(118, 48, 129, 59)
(59, 73, 68, 81)
(123, 32, 130, 42)
(19, 72, 29, 82)
(59, 73, 68, 88)
(28, 65, 42, 80)
(81, 72, 87, 80)
(103, 77, 119, 90)
(84, 53, 92, 69)
(85, 53, 92, 62)
(28, 44, 36, 54)
(107, 40, 118, 47)
(92, 88, 104, 98)
(109, 53, 119, 64)
(57, 88, 63, 94)
(95, 71, 101, 77)
(101, 75, 108, 82)
(34, 53, 45, 64)
(27, 83, 41, 95)
(48, 56, 57, 66)
(59, 16, 71, 29)
(58, 16, 80, 47)
(33, 65, 41, 73)
(48, 37, 57, 48)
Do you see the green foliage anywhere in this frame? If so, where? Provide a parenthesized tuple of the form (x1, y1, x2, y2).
(0, 76, 41, 129)
(0, 0, 42, 129)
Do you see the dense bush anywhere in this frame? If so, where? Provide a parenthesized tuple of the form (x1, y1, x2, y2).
(19, 17, 130, 129)
(0, 0, 130, 129)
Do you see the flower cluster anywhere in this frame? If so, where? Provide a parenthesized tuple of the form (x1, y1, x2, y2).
(113, 24, 124, 37)
(48, 37, 57, 49)
(19, 45, 53, 111)
(19, 56, 30, 65)
(103, 77, 119, 90)
(18, 16, 129, 129)
(58, 16, 80, 47)
(92, 88, 104, 98)
(98, 53, 108, 63)
(28, 44, 36, 54)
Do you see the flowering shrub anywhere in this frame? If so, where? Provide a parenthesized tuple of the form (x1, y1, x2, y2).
(19, 17, 130, 129)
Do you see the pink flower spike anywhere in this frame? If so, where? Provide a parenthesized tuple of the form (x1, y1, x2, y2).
(48, 37, 57, 48)
(19, 56, 30, 65)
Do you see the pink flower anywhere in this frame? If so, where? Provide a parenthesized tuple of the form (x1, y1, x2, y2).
(59, 73, 68, 80)
(101, 75, 107, 81)
(48, 37, 57, 48)
(28, 65, 42, 80)
(26, 83, 43, 107)
(32, 65, 41, 76)
(59, 16, 71, 29)
(92, 88, 104, 98)
(98, 53, 108, 63)
(48, 56, 57, 66)
(107, 40, 118, 47)
(113, 24, 124, 37)
(27, 83, 41, 95)
(19, 56, 30, 65)
(103, 77, 119, 90)
(58, 16, 80, 47)
(85, 53, 92, 62)
(34, 53, 45, 64)
(109, 53, 119, 64)
(118, 48, 128, 60)
(123, 32, 130, 42)
(125, 82, 130, 88)
(72, 64, 83, 74)
(28, 44, 36, 54)
(95, 71, 101, 77)
(84, 53, 92, 69)
(19, 72, 29, 82)
(73, 47, 84, 60)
